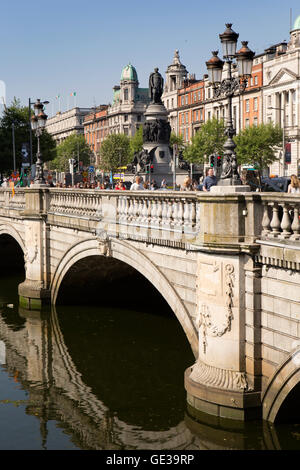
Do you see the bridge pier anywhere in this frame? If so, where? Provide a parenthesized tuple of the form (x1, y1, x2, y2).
(185, 194, 263, 421)
(18, 188, 50, 310)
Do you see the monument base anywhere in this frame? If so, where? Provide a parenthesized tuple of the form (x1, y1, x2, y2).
(210, 185, 251, 194)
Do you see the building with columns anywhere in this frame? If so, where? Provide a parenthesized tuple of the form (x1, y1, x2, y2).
(263, 16, 300, 176)
(107, 64, 150, 137)
(162, 50, 188, 134)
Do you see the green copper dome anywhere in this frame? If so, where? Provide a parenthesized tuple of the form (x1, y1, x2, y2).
(293, 15, 300, 30)
(121, 63, 138, 82)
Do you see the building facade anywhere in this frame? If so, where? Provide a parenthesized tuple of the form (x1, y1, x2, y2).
(83, 105, 109, 165)
(162, 50, 188, 134)
(177, 76, 205, 142)
(107, 64, 150, 137)
(46, 107, 93, 144)
(262, 17, 300, 176)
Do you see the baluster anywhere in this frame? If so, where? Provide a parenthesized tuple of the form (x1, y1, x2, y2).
(147, 198, 153, 226)
(183, 198, 190, 231)
(261, 201, 271, 237)
(291, 204, 300, 240)
(141, 197, 148, 224)
(156, 198, 162, 227)
(151, 198, 158, 226)
(190, 200, 196, 230)
(176, 199, 184, 230)
(161, 198, 168, 226)
(270, 203, 281, 237)
(172, 199, 178, 229)
(279, 203, 292, 239)
(166, 199, 173, 230)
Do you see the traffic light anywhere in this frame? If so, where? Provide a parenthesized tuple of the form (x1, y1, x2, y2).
(73, 160, 78, 171)
(150, 164, 154, 173)
(209, 155, 215, 167)
(146, 164, 150, 174)
(216, 155, 222, 168)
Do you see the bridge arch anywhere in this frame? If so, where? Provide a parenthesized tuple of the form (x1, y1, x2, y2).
(0, 223, 25, 253)
(51, 238, 198, 356)
(262, 347, 300, 423)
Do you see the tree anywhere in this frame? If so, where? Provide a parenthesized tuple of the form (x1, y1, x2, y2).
(0, 97, 56, 174)
(169, 132, 185, 150)
(49, 134, 92, 171)
(99, 133, 131, 173)
(129, 125, 143, 157)
(234, 123, 283, 171)
(182, 117, 226, 164)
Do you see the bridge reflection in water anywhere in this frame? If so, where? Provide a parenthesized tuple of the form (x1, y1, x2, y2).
(0, 276, 299, 450)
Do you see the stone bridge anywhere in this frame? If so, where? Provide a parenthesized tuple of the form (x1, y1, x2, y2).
(0, 187, 299, 423)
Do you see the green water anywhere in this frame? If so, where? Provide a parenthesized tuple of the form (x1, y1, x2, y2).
(0, 274, 299, 450)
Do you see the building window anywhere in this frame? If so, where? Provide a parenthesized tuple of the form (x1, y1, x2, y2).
(245, 119, 250, 127)
(245, 100, 250, 113)
(182, 113, 184, 125)
(185, 94, 188, 105)
(198, 91, 201, 101)
(186, 112, 188, 124)
(208, 88, 211, 99)
(124, 114, 128, 122)
(208, 111, 211, 120)
(254, 97, 258, 111)
(181, 96, 184, 106)
(137, 114, 141, 122)
(124, 88, 128, 101)
(185, 128, 189, 141)
(268, 95, 272, 107)
(171, 98, 174, 108)
(253, 117, 258, 126)
(167, 99, 169, 109)
(254, 75, 258, 85)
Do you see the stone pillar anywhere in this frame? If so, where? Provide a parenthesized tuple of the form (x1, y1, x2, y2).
(18, 187, 50, 309)
(185, 193, 262, 421)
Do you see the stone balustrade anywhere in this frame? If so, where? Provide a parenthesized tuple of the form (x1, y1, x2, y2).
(261, 194, 300, 241)
(2, 188, 300, 248)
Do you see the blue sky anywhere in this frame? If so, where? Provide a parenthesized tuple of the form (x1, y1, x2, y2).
(1, 0, 299, 116)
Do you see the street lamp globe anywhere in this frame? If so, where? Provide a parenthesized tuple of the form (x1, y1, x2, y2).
(206, 51, 224, 84)
(236, 41, 255, 77)
(219, 23, 239, 59)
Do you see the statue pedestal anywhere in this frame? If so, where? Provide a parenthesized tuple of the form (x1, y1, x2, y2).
(141, 102, 173, 185)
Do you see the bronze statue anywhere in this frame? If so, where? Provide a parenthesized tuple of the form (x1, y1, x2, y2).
(149, 68, 164, 104)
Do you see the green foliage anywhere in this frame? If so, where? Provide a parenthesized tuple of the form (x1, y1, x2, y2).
(0, 97, 56, 174)
(49, 134, 92, 171)
(183, 117, 226, 163)
(129, 126, 143, 157)
(169, 132, 185, 150)
(99, 133, 131, 172)
(234, 123, 283, 170)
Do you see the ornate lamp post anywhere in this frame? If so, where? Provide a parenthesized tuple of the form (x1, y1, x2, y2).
(31, 99, 48, 185)
(206, 24, 254, 185)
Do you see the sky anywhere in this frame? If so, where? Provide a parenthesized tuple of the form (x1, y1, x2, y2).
(0, 0, 299, 116)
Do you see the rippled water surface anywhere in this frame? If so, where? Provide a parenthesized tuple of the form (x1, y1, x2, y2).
(0, 274, 299, 450)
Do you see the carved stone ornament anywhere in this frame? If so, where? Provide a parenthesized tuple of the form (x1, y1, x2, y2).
(196, 264, 235, 353)
(24, 233, 38, 265)
(98, 239, 111, 257)
(190, 360, 250, 391)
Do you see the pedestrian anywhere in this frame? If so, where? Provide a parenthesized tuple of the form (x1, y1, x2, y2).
(181, 176, 193, 191)
(130, 176, 144, 190)
(288, 174, 300, 193)
(150, 179, 158, 190)
(203, 168, 217, 192)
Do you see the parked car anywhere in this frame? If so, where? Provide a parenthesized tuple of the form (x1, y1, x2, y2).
(260, 177, 291, 192)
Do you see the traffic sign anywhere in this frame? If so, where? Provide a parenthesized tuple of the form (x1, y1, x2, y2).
(88, 166, 95, 173)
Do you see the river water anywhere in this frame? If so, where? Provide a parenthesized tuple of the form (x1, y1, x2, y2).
(0, 273, 299, 450)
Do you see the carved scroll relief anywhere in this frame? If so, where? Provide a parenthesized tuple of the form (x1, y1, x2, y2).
(196, 262, 235, 354)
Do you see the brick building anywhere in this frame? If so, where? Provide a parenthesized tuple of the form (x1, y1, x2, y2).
(83, 105, 109, 165)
